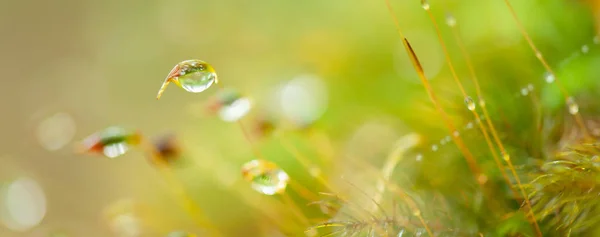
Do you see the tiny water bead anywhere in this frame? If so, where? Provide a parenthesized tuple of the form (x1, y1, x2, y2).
(566, 97, 580, 115)
(156, 59, 218, 100)
(544, 72, 555, 83)
(421, 0, 430, 10)
(464, 96, 476, 111)
(80, 127, 141, 158)
(103, 199, 144, 237)
(241, 160, 290, 195)
(445, 13, 456, 27)
(520, 87, 529, 96)
(581, 44, 590, 54)
(207, 88, 252, 122)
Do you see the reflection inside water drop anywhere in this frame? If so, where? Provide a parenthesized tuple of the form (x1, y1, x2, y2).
(242, 160, 290, 195)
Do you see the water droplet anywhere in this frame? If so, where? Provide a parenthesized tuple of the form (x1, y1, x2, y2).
(156, 59, 217, 99)
(207, 88, 252, 122)
(566, 97, 579, 115)
(535, 51, 543, 59)
(464, 96, 476, 111)
(412, 209, 421, 216)
(466, 122, 474, 129)
(277, 74, 328, 128)
(544, 72, 555, 83)
(527, 83, 534, 91)
(308, 166, 321, 177)
(416, 153, 423, 161)
(520, 88, 529, 96)
(431, 144, 438, 151)
(167, 231, 197, 237)
(0, 177, 46, 232)
(478, 98, 486, 108)
(103, 199, 144, 237)
(582, 45, 590, 54)
(241, 160, 290, 195)
(502, 153, 510, 161)
(445, 13, 456, 27)
(452, 130, 460, 137)
(440, 138, 447, 145)
(36, 112, 76, 151)
(421, 0, 430, 10)
(80, 127, 141, 159)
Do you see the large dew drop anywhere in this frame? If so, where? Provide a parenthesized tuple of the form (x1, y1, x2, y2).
(80, 127, 141, 159)
(207, 88, 252, 122)
(241, 160, 290, 195)
(156, 59, 218, 99)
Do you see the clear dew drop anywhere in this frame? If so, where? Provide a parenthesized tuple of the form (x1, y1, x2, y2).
(582, 45, 590, 54)
(416, 153, 423, 161)
(464, 96, 476, 111)
(544, 72, 555, 83)
(157, 59, 217, 99)
(520, 88, 529, 96)
(241, 160, 290, 195)
(421, 0, 430, 10)
(527, 83, 534, 91)
(466, 122, 474, 129)
(103, 143, 129, 159)
(431, 144, 439, 151)
(566, 97, 579, 115)
(445, 13, 456, 27)
(452, 130, 460, 137)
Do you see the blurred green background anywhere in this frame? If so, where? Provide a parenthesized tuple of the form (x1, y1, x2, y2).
(0, 0, 599, 236)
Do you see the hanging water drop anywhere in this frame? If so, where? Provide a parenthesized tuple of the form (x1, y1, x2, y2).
(421, 0, 430, 10)
(207, 88, 252, 122)
(445, 13, 456, 27)
(80, 127, 141, 158)
(478, 98, 486, 107)
(464, 96, 476, 111)
(241, 160, 290, 195)
(416, 153, 423, 161)
(566, 97, 579, 115)
(156, 59, 218, 99)
(520, 87, 529, 96)
(544, 72, 555, 83)
(431, 144, 438, 151)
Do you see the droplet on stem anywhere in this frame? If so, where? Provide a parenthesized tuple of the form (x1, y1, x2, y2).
(79, 127, 141, 159)
(421, 0, 430, 10)
(566, 97, 579, 115)
(544, 72, 555, 84)
(445, 13, 456, 27)
(241, 160, 290, 195)
(464, 96, 476, 111)
(156, 59, 218, 100)
(207, 88, 252, 122)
